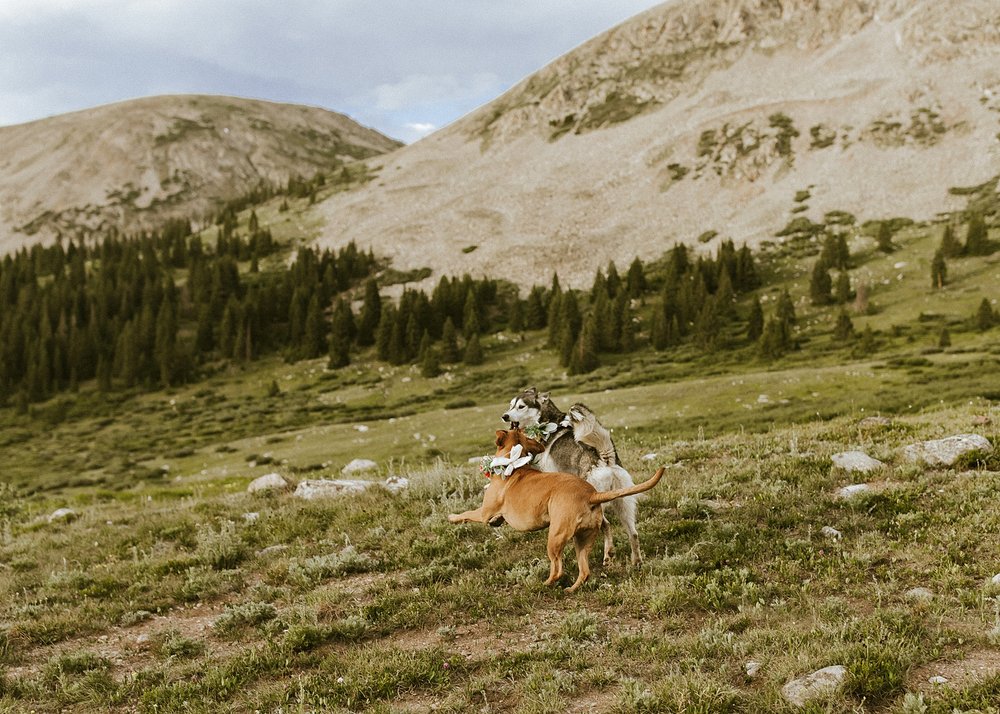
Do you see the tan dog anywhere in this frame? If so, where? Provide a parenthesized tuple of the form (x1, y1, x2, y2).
(448, 429, 664, 592)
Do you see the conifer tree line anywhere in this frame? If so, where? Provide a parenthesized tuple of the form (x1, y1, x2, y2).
(0, 222, 377, 405)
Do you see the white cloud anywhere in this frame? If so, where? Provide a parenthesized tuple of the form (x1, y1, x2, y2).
(367, 73, 500, 112)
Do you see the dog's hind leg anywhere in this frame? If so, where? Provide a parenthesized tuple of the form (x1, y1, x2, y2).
(619, 496, 642, 566)
(567, 526, 600, 593)
(601, 515, 615, 566)
(544, 526, 571, 587)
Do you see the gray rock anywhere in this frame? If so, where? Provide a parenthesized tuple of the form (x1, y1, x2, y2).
(47, 508, 77, 523)
(242, 512, 260, 522)
(905, 587, 934, 603)
(641, 453, 659, 461)
(256, 544, 289, 557)
(294, 479, 372, 499)
(247, 473, 289, 494)
(836, 483, 872, 499)
(831, 451, 884, 474)
(820, 526, 843, 540)
(384, 476, 409, 494)
(745, 661, 762, 678)
(342, 458, 378, 474)
(928, 675, 948, 685)
(782, 665, 847, 707)
(991, 573, 1000, 587)
(902, 434, 992, 467)
(135, 633, 151, 645)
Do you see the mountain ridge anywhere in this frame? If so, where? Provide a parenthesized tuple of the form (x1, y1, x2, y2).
(313, 0, 1000, 288)
(0, 94, 400, 251)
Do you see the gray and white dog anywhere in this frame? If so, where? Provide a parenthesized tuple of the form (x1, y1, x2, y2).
(502, 387, 644, 565)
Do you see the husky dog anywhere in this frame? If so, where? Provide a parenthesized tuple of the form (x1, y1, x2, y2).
(501, 387, 644, 565)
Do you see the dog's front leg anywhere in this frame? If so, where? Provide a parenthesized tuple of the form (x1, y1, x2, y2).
(448, 507, 489, 524)
(448, 484, 503, 524)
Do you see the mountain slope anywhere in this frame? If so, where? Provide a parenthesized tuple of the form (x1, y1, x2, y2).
(0, 95, 400, 251)
(315, 0, 1000, 287)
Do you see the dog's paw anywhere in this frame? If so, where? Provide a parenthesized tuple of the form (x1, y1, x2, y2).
(487, 515, 505, 527)
(447, 514, 462, 523)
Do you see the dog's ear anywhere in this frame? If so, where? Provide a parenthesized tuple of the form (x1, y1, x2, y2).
(495, 430, 506, 447)
(539, 391, 550, 404)
(524, 387, 537, 397)
(569, 408, 583, 421)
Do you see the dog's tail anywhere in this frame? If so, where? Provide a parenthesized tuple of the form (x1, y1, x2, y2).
(589, 467, 664, 505)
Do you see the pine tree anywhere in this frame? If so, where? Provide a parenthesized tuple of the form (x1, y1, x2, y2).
(833, 309, 854, 342)
(758, 317, 788, 360)
(375, 304, 396, 362)
(975, 298, 996, 331)
(419, 331, 441, 377)
(524, 287, 546, 329)
(876, 222, 894, 253)
(606, 261, 621, 297)
(440, 317, 459, 362)
(509, 299, 525, 332)
(328, 298, 352, 369)
(546, 291, 563, 347)
(856, 325, 876, 355)
(619, 301, 636, 352)
(747, 296, 764, 341)
(302, 294, 326, 358)
(715, 269, 735, 318)
(833, 271, 852, 304)
(776, 289, 797, 326)
(154, 299, 177, 385)
(930, 250, 947, 289)
(463, 333, 484, 365)
(356, 279, 381, 346)
(810, 259, 833, 305)
(462, 289, 480, 338)
(693, 298, 721, 352)
(940, 223, 962, 258)
(965, 212, 990, 256)
(626, 257, 646, 298)
(650, 308, 669, 351)
(569, 315, 600, 374)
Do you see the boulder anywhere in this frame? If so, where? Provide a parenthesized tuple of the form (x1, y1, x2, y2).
(831, 451, 884, 474)
(247, 473, 289, 494)
(47, 507, 77, 523)
(294, 479, 372, 500)
(905, 587, 934, 603)
(342, 458, 378, 474)
(902, 434, 992, 467)
(384, 476, 409, 494)
(820, 526, 843, 540)
(835, 483, 872, 499)
(782, 665, 847, 707)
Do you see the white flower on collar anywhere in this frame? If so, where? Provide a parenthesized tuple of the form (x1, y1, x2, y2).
(524, 421, 559, 443)
(482, 443, 533, 478)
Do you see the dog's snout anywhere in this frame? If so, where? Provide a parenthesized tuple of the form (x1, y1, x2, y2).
(501, 413, 511, 422)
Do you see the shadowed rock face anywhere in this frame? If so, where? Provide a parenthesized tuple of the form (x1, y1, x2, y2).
(314, 0, 1000, 288)
(0, 94, 400, 252)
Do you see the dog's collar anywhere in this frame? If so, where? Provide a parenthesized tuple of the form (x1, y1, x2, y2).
(523, 421, 560, 443)
(479, 444, 534, 479)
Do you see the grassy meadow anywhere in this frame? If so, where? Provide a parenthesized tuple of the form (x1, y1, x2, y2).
(2, 190, 1000, 712)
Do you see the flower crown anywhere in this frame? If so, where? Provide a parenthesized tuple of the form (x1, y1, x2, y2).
(523, 421, 559, 443)
(479, 443, 533, 479)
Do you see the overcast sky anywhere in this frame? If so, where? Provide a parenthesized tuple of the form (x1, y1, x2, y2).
(0, 1, 661, 143)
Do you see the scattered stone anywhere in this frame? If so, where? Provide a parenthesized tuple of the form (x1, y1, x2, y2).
(991, 573, 1000, 587)
(384, 476, 409, 494)
(47, 508, 77, 523)
(859, 416, 892, 428)
(821, 526, 843, 540)
(902, 434, 993, 467)
(831, 451, 884, 474)
(928, 675, 948, 685)
(256, 544, 289, 558)
(757, 394, 771, 404)
(781, 665, 847, 707)
(745, 661, 762, 678)
(353, 424, 370, 432)
(294, 479, 372, 499)
(135, 633, 151, 645)
(905, 587, 934, 603)
(835, 483, 872, 499)
(342, 458, 378, 474)
(247, 473, 289, 494)
(242, 512, 259, 523)
(641, 453, 658, 461)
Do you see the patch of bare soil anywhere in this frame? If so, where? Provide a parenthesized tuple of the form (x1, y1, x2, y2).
(909, 648, 1000, 693)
